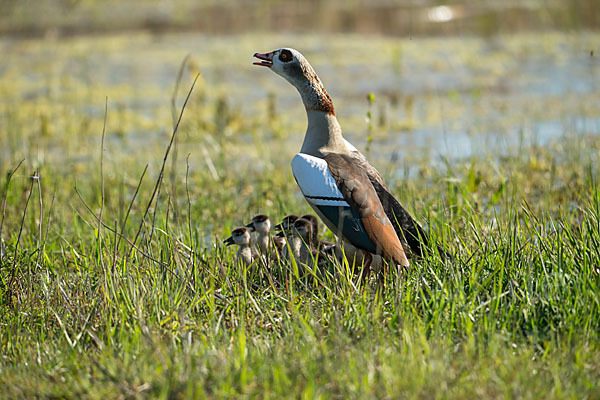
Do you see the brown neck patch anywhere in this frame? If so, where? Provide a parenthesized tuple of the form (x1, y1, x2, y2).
(310, 90, 335, 115)
(303, 66, 335, 115)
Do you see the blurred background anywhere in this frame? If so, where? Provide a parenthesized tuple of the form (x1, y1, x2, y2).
(1, 0, 599, 221)
(1, 0, 599, 37)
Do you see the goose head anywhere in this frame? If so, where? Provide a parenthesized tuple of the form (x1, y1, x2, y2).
(253, 48, 335, 115)
(254, 48, 306, 77)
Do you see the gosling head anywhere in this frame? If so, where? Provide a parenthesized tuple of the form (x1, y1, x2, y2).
(274, 214, 299, 235)
(246, 214, 271, 234)
(292, 218, 313, 242)
(300, 214, 320, 242)
(223, 227, 252, 247)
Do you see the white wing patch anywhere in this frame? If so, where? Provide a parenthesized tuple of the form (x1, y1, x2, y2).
(291, 153, 349, 207)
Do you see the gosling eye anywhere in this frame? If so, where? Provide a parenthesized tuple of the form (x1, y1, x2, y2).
(279, 49, 293, 63)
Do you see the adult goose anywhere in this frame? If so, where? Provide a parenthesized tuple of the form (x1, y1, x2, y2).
(253, 48, 436, 269)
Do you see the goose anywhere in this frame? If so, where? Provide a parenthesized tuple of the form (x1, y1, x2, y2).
(223, 227, 258, 267)
(245, 214, 274, 254)
(274, 214, 299, 233)
(300, 213, 376, 275)
(275, 215, 302, 261)
(274, 214, 319, 263)
(291, 218, 333, 269)
(290, 217, 319, 268)
(254, 48, 441, 270)
(245, 213, 287, 261)
(300, 213, 336, 251)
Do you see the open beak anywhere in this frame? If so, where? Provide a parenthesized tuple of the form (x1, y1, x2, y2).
(253, 51, 275, 67)
(245, 222, 256, 232)
(223, 236, 234, 246)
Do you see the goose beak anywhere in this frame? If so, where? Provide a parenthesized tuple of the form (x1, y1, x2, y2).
(253, 51, 274, 67)
(245, 222, 256, 232)
(223, 236, 235, 246)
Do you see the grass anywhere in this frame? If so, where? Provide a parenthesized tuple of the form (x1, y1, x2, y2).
(1, 32, 600, 398)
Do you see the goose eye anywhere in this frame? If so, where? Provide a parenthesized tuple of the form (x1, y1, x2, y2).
(279, 49, 292, 62)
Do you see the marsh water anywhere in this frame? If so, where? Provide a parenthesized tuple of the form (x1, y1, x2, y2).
(1, 32, 599, 176)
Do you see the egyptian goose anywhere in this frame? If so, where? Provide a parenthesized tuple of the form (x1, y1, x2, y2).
(274, 215, 322, 267)
(254, 48, 436, 269)
(245, 213, 288, 261)
(245, 214, 273, 254)
(298, 214, 370, 272)
(291, 217, 319, 268)
(274, 214, 299, 233)
(300, 213, 336, 251)
(274, 215, 302, 260)
(291, 218, 313, 261)
(223, 227, 258, 267)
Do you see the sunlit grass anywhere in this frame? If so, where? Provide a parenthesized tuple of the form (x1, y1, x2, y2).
(1, 32, 600, 398)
